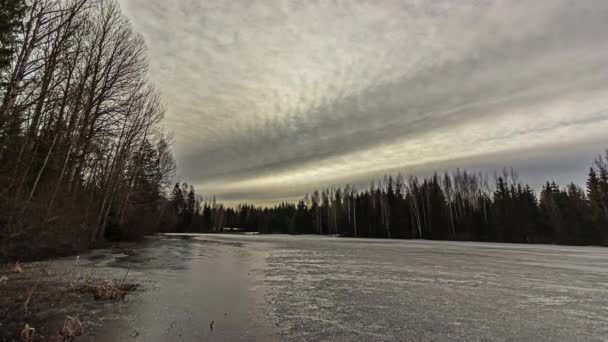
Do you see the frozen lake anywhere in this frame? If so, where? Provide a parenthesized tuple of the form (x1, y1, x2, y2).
(76, 234, 608, 341)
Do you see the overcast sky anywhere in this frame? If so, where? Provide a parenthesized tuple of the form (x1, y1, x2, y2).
(118, 0, 608, 205)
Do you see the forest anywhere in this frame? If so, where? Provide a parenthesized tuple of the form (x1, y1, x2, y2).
(175, 154, 608, 246)
(0, 0, 176, 260)
(1, 1, 607, 263)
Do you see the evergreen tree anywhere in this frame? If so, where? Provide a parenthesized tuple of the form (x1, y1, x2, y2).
(170, 183, 184, 231)
(0, 0, 25, 76)
(492, 177, 511, 241)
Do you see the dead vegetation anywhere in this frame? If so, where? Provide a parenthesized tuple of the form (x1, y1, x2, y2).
(1, 261, 138, 341)
(19, 324, 35, 342)
(59, 316, 83, 341)
(70, 269, 137, 300)
(71, 278, 137, 301)
(17, 316, 83, 342)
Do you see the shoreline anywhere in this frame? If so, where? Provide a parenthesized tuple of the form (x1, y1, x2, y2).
(0, 257, 136, 341)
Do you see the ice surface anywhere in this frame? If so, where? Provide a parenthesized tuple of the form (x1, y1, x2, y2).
(214, 235, 608, 341)
(69, 234, 608, 341)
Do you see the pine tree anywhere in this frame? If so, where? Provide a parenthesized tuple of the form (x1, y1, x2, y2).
(186, 185, 196, 229)
(0, 0, 25, 75)
(520, 184, 539, 242)
(492, 177, 511, 241)
(587, 166, 607, 244)
(170, 183, 184, 231)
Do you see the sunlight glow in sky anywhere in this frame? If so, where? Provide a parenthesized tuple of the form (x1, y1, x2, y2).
(118, 0, 608, 204)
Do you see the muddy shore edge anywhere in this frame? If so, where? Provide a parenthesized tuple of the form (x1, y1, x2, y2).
(0, 259, 136, 342)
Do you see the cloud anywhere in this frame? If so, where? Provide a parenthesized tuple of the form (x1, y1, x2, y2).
(119, 0, 608, 204)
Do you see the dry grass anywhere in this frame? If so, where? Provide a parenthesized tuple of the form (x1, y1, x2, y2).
(14, 261, 24, 273)
(19, 323, 35, 341)
(18, 316, 83, 342)
(59, 316, 83, 341)
(71, 273, 137, 301)
(1, 262, 138, 341)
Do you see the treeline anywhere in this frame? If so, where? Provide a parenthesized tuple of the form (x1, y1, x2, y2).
(184, 153, 608, 246)
(0, 0, 175, 260)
